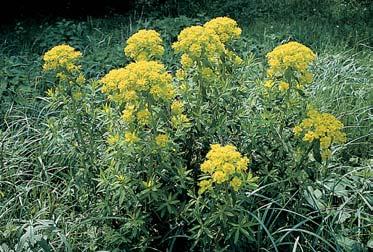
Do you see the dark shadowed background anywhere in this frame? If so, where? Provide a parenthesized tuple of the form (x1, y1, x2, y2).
(1, 0, 372, 25)
(0, 0, 136, 23)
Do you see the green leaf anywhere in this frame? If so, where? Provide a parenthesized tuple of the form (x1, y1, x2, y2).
(312, 140, 322, 163)
(367, 239, 373, 248)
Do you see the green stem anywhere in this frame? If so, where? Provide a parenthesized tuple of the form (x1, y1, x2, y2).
(295, 143, 313, 170)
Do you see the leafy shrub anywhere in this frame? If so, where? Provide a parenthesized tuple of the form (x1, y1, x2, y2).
(1, 16, 372, 251)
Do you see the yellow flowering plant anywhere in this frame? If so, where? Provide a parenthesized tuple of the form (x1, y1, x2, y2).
(198, 144, 252, 194)
(294, 109, 347, 162)
(264, 41, 316, 94)
(204, 17, 242, 44)
(124, 29, 165, 61)
(34, 17, 358, 251)
(172, 25, 225, 69)
(42, 44, 106, 201)
(43, 44, 82, 74)
(183, 143, 259, 249)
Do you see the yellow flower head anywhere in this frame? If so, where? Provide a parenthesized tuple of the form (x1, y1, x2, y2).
(199, 144, 251, 192)
(172, 25, 225, 68)
(212, 171, 227, 184)
(236, 156, 250, 172)
(107, 133, 120, 145)
(124, 131, 139, 143)
(200, 67, 215, 79)
(294, 109, 347, 160)
(198, 179, 212, 194)
(171, 114, 189, 128)
(293, 125, 303, 136)
(122, 105, 135, 123)
(171, 100, 184, 115)
(230, 177, 242, 191)
(204, 17, 242, 44)
(303, 131, 316, 142)
(264, 80, 274, 89)
(266, 42, 316, 85)
(155, 134, 169, 147)
(137, 108, 151, 125)
(43, 44, 82, 73)
(278, 81, 290, 91)
(175, 69, 187, 80)
(124, 29, 164, 61)
(101, 61, 175, 102)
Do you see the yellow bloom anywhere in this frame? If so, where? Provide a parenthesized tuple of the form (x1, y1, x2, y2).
(236, 156, 250, 172)
(222, 163, 235, 175)
(124, 29, 164, 61)
(302, 119, 313, 129)
(212, 171, 227, 184)
(199, 144, 251, 191)
(124, 132, 139, 143)
(56, 72, 67, 81)
(200, 67, 215, 79)
(204, 17, 242, 44)
(171, 100, 184, 115)
(175, 69, 186, 80)
(198, 179, 212, 194)
(76, 73, 85, 85)
(172, 25, 225, 68)
(200, 160, 215, 174)
(293, 126, 303, 136)
(264, 80, 274, 89)
(101, 61, 174, 102)
(122, 105, 135, 123)
(107, 133, 120, 145)
(171, 114, 189, 128)
(278, 81, 290, 91)
(155, 134, 169, 147)
(230, 177, 242, 191)
(303, 131, 316, 142)
(295, 109, 347, 160)
(320, 136, 332, 149)
(180, 54, 193, 68)
(137, 109, 150, 125)
(266, 41, 316, 82)
(43, 44, 82, 73)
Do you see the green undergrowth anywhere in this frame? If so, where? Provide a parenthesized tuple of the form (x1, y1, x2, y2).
(0, 13, 372, 251)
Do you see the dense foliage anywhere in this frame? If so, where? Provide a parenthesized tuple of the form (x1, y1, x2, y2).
(0, 10, 372, 252)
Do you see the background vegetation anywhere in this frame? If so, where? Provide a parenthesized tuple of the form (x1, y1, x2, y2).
(0, 0, 372, 251)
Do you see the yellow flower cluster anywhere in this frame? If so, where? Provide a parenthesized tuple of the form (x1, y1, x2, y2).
(172, 25, 225, 68)
(124, 29, 164, 61)
(171, 100, 184, 115)
(198, 144, 250, 194)
(43, 44, 82, 73)
(278, 81, 290, 92)
(107, 133, 120, 145)
(137, 108, 151, 125)
(294, 109, 347, 160)
(204, 17, 242, 43)
(173, 17, 243, 81)
(155, 134, 169, 147)
(266, 41, 316, 88)
(124, 131, 139, 143)
(101, 61, 174, 102)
